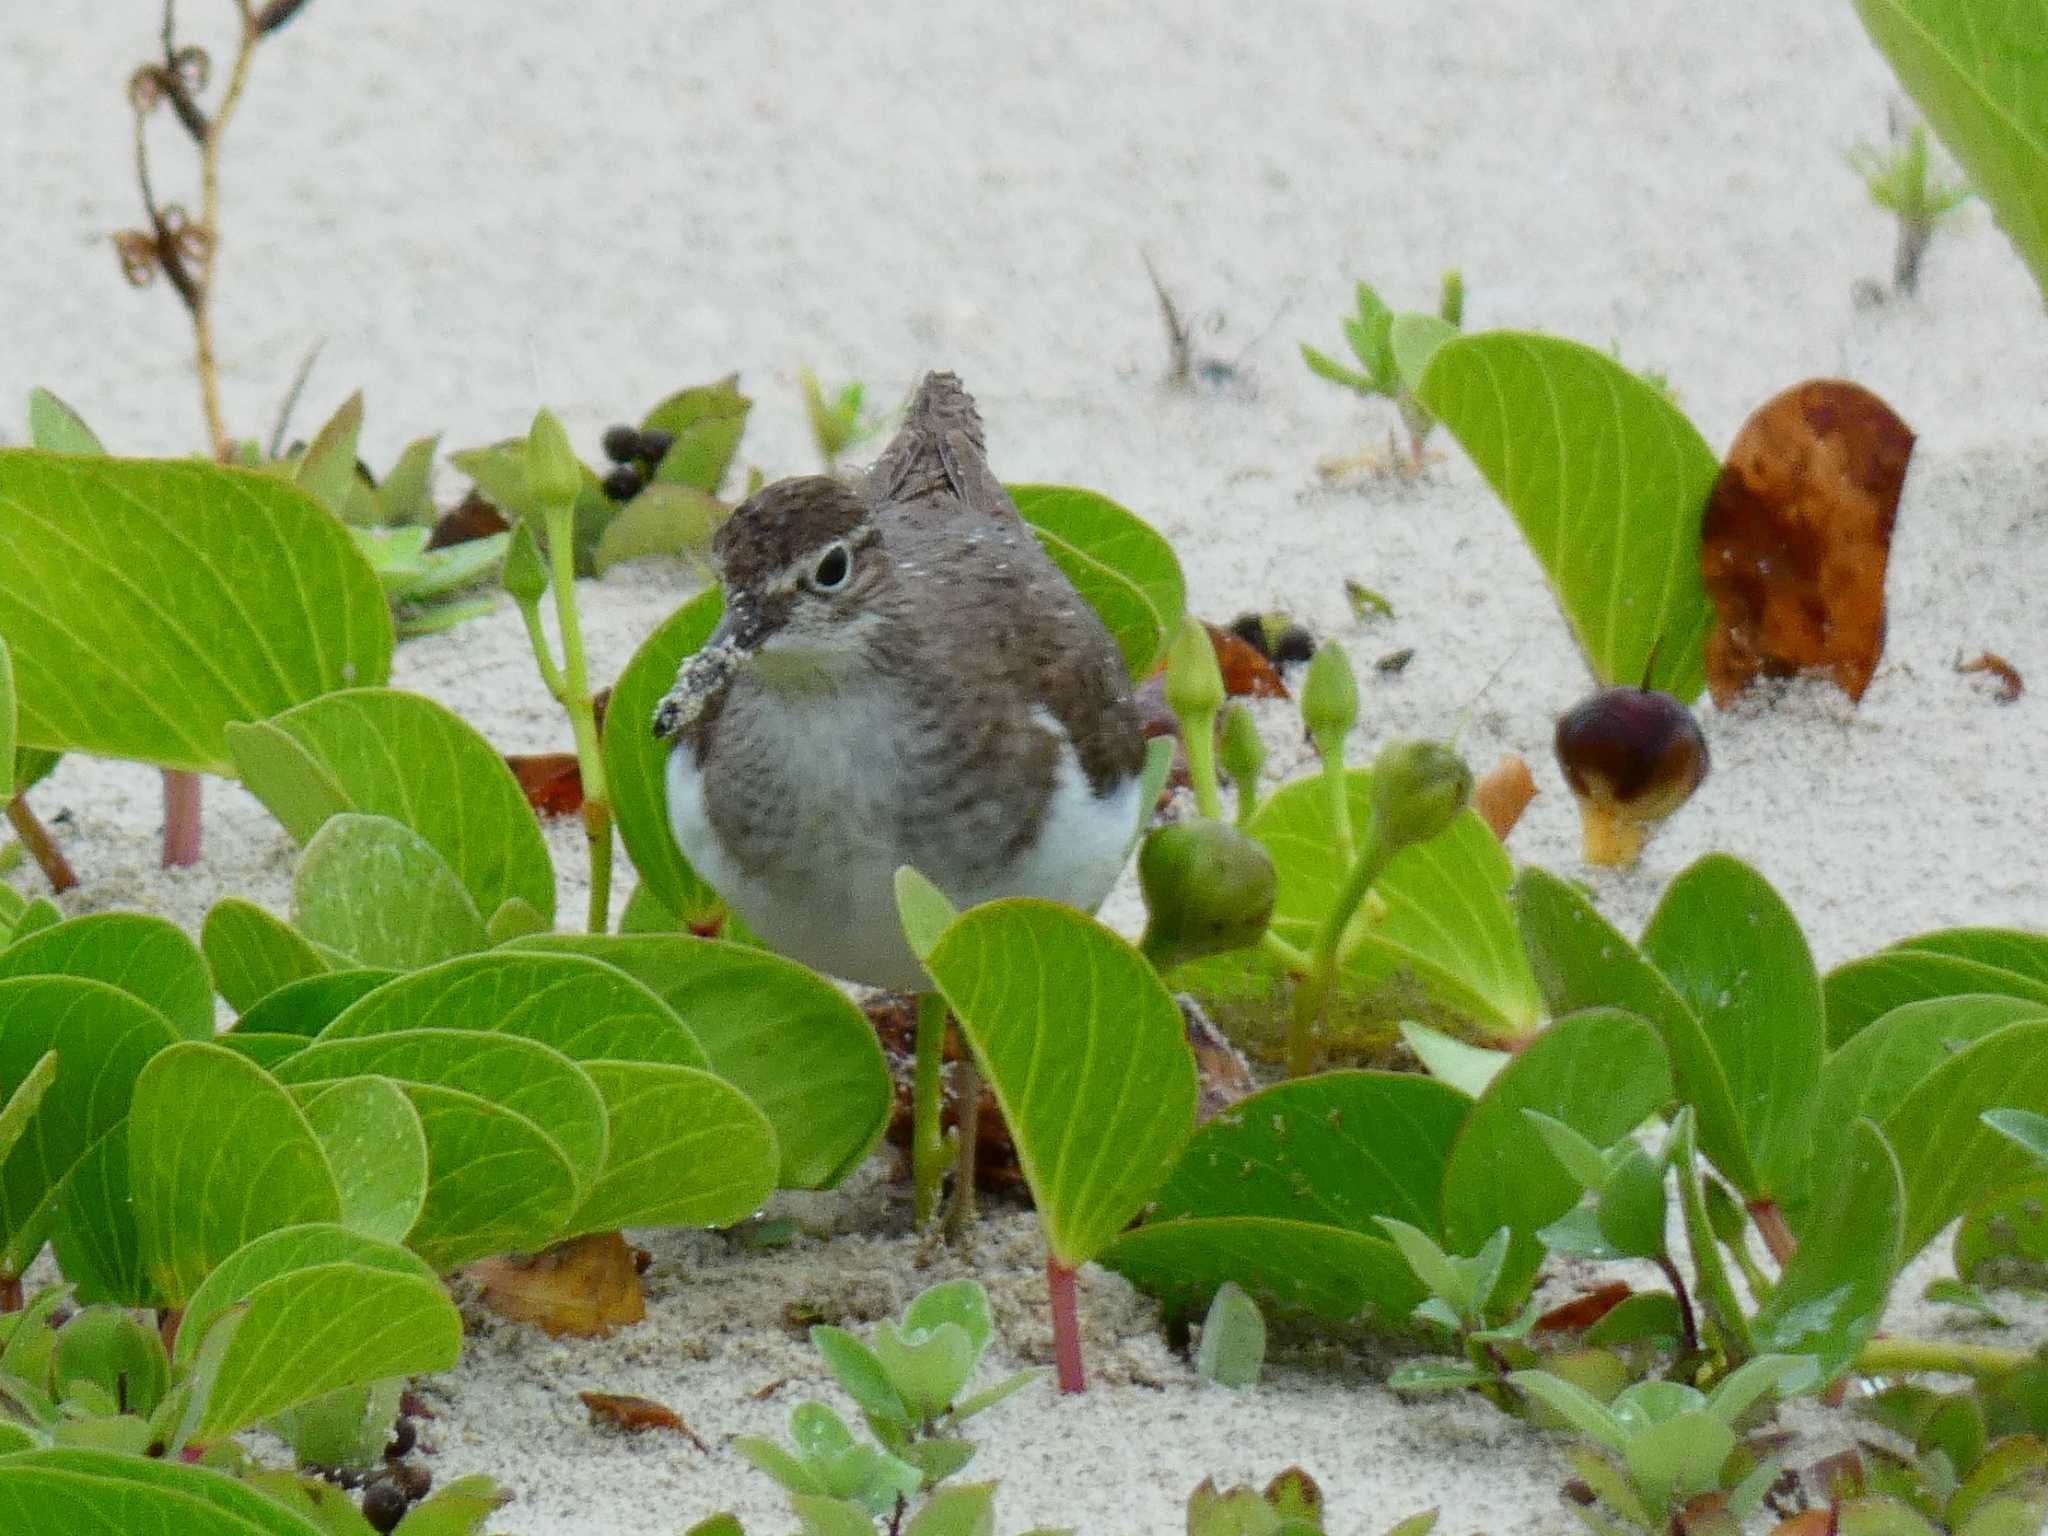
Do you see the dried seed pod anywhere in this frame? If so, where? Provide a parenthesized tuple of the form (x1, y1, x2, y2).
(1553, 687, 1708, 868)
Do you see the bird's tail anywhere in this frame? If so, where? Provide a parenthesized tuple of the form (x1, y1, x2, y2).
(865, 371, 990, 503)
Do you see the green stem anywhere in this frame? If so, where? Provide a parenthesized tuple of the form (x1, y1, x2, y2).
(1322, 755, 1353, 865)
(543, 506, 612, 934)
(944, 1048, 981, 1242)
(1854, 1337, 2029, 1382)
(1672, 1113, 1755, 1359)
(517, 595, 567, 701)
(1260, 930, 1310, 975)
(1183, 713, 1223, 822)
(910, 992, 948, 1229)
(1285, 817, 1395, 1077)
(1725, 1235, 1772, 1304)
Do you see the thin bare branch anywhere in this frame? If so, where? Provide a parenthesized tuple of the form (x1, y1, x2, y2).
(267, 338, 326, 460)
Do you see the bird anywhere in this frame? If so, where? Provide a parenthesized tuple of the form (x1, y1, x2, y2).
(653, 371, 1145, 992)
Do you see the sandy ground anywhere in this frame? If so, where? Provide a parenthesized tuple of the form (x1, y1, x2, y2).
(4, 0, 2048, 1531)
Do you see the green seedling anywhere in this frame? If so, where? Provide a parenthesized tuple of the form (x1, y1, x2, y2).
(1510, 1355, 1814, 1536)
(1186, 1467, 1329, 1536)
(1301, 270, 1463, 476)
(1848, 1386, 2048, 1533)
(1194, 1282, 1267, 1389)
(1847, 120, 1974, 295)
(735, 1281, 1042, 1531)
(801, 368, 889, 474)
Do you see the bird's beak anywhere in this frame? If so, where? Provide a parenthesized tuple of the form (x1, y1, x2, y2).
(651, 600, 759, 740)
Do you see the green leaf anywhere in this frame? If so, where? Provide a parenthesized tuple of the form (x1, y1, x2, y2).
(392, 1474, 505, 1536)
(1898, 928, 2048, 983)
(894, 866, 960, 965)
(49, 1126, 149, 1306)
(0, 453, 392, 773)
(232, 688, 555, 928)
(294, 394, 367, 522)
(0, 978, 181, 1277)
(1102, 1215, 1423, 1324)
(25, 390, 105, 456)
(924, 900, 1196, 1266)
(1440, 1008, 1673, 1304)
(906, 1482, 998, 1536)
(1804, 994, 2046, 1206)
(1584, 1292, 1685, 1350)
(1595, 1148, 1670, 1261)
(484, 898, 547, 945)
(52, 1306, 169, 1419)
(1148, 1071, 1468, 1239)
(1373, 1217, 1467, 1312)
(511, 934, 890, 1189)
(642, 376, 752, 498)
(203, 899, 332, 1014)
(0, 1053, 57, 1171)
(1402, 1023, 1509, 1098)
(1984, 1107, 2048, 1163)
(1849, 0, 2048, 301)
(233, 971, 396, 1038)
(377, 434, 441, 527)
(291, 814, 489, 970)
(447, 441, 615, 577)
(1881, 1020, 2048, 1259)
(0, 913, 213, 1041)
(1824, 950, 2048, 1046)
(1006, 485, 1186, 679)
(1521, 1110, 1614, 1193)
(1300, 341, 1377, 395)
(10, 897, 59, 942)
(0, 1447, 327, 1534)
(1414, 332, 1719, 699)
(1388, 313, 1457, 391)
(809, 1326, 909, 1432)
(127, 1042, 344, 1303)
(1506, 1371, 1628, 1455)
(603, 587, 727, 926)
(593, 485, 725, 574)
(565, 1061, 776, 1233)
(1639, 854, 1825, 1197)
(1754, 1120, 1901, 1378)
(297, 1078, 429, 1244)
(1955, 1174, 2048, 1284)
(0, 634, 13, 804)
(1177, 772, 1541, 1039)
(1515, 867, 1758, 1194)
(273, 1029, 596, 1268)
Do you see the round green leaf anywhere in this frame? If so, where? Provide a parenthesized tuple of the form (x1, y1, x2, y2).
(1850, 0, 2048, 301)
(1149, 1070, 1469, 1239)
(232, 970, 395, 1038)
(564, 1062, 777, 1235)
(176, 1223, 440, 1369)
(0, 977, 181, 1277)
(297, 1078, 429, 1244)
(512, 934, 891, 1189)
(1440, 1008, 1672, 1304)
(127, 1042, 344, 1304)
(0, 1448, 326, 1535)
(0, 914, 212, 1041)
(1005, 484, 1185, 679)
(1101, 1217, 1422, 1325)
(202, 899, 332, 1015)
(49, 1125, 150, 1307)
(1754, 1119, 1901, 1379)
(603, 587, 727, 927)
(923, 899, 1196, 1266)
(1639, 854, 1824, 1198)
(0, 453, 393, 773)
(1414, 331, 1719, 700)
(1898, 928, 2048, 984)
(1824, 950, 2048, 1047)
(0, 633, 15, 803)
(291, 814, 489, 971)
(229, 688, 555, 927)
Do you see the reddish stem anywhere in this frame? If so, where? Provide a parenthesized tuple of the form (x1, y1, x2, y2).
(161, 769, 202, 867)
(6, 795, 78, 893)
(1047, 1255, 1085, 1394)
(0, 1274, 21, 1313)
(1747, 1198, 1798, 1268)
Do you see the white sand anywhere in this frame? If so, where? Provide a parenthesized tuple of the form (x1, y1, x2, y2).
(5, 0, 2048, 1530)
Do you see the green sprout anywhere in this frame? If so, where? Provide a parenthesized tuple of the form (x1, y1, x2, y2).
(1847, 121, 1972, 295)
(801, 368, 889, 475)
(1301, 270, 1464, 475)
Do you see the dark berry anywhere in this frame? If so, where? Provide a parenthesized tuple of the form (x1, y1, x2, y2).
(1273, 624, 1316, 665)
(389, 1461, 432, 1502)
(1553, 686, 1709, 867)
(637, 428, 674, 463)
(601, 424, 643, 464)
(602, 463, 645, 503)
(1226, 613, 1271, 658)
(383, 1418, 416, 1460)
(361, 1480, 407, 1533)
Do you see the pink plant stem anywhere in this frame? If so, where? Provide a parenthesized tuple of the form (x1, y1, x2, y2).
(1747, 1198, 1798, 1268)
(1047, 1255, 1085, 1394)
(161, 769, 202, 867)
(5, 796, 77, 893)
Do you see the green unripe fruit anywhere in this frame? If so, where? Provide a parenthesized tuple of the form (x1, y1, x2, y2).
(524, 408, 583, 516)
(1137, 819, 1277, 974)
(1370, 739, 1473, 853)
(501, 517, 548, 605)
(1300, 642, 1358, 766)
(1218, 702, 1265, 796)
(1163, 616, 1225, 729)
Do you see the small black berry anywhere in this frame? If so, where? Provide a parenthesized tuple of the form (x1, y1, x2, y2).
(383, 1418, 416, 1460)
(602, 463, 645, 502)
(637, 428, 674, 463)
(601, 424, 643, 464)
(390, 1461, 433, 1502)
(1226, 613, 1272, 659)
(361, 1480, 407, 1533)
(1273, 625, 1316, 665)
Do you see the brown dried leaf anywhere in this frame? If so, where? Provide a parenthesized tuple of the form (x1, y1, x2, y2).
(1533, 1281, 1632, 1335)
(578, 1392, 705, 1449)
(1472, 753, 1537, 842)
(1701, 379, 1914, 707)
(1958, 651, 2024, 703)
(505, 753, 583, 817)
(1767, 1511, 1836, 1536)
(470, 1231, 646, 1338)
(426, 490, 509, 550)
(1203, 622, 1289, 700)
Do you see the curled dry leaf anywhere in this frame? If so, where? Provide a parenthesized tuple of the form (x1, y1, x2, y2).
(469, 1231, 647, 1338)
(1533, 1281, 1632, 1335)
(1700, 379, 1914, 707)
(1203, 622, 1290, 700)
(1957, 650, 2024, 703)
(578, 1392, 706, 1449)
(1471, 753, 1537, 842)
(505, 753, 583, 817)
(425, 490, 509, 551)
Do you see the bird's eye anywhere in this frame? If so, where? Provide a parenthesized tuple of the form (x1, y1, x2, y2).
(810, 541, 853, 592)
